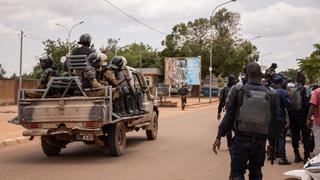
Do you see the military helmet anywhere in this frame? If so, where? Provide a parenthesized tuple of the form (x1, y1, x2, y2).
(39, 54, 53, 68)
(87, 52, 100, 65)
(98, 52, 108, 67)
(108, 56, 125, 70)
(271, 63, 277, 68)
(78, 33, 91, 45)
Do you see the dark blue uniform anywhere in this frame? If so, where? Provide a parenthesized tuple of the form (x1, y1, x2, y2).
(217, 80, 282, 180)
(274, 87, 291, 160)
(218, 86, 233, 148)
(291, 84, 310, 160)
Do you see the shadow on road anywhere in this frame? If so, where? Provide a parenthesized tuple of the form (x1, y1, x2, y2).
(2, 135, 152, 165)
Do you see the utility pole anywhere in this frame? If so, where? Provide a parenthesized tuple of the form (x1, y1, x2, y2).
(19, 31, 23, 92)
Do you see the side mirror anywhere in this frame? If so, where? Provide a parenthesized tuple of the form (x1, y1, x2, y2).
(60, 56, 67, 63)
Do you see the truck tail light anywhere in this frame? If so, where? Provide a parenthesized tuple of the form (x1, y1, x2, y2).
(26, 122, 42, 129)
(82, 121, 100, 128)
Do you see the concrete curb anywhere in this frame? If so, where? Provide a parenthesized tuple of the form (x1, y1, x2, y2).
(0, 137, 30, 148)
(187, 100, 219, 108)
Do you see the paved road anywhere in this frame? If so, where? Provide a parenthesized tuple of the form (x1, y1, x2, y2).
(0, 104, 303, 180)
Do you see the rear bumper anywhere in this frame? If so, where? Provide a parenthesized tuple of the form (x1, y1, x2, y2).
(23, 127, 103, 137)
(23, 129, 49, 136)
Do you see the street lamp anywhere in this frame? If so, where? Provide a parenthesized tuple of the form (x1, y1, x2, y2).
(248, 35, 261, 42)
(209, 0, 237, 103)
(55, 21, 84, 54)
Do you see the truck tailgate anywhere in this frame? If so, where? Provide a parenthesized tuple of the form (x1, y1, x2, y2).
(20, 98, 107, 123)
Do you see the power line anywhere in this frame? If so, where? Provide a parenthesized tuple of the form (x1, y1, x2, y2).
(24, 32, 46, 42)
(3, 23, 46, 43)
(103, 0, 166, 35)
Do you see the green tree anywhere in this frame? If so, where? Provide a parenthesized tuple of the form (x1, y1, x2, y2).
(280, 69, 299, 82)
(0, 64, 6, 79)
(100, 38, 119, 60)
(161, 8, 259, 78)
(298, 43, 320, 83)
(10, 73, 18, 79)
(101, 41, 162, 70)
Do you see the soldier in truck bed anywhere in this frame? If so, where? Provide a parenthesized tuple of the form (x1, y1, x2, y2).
(101, 56, 132, 116)
(25, 54, 57, 98)
(71, 34, 96, 56)
(82, 52, 105, 97)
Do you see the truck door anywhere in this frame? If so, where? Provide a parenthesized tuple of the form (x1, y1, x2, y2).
(132, 72, 153, 121)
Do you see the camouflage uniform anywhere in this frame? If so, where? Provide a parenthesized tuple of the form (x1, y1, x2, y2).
(25, 68, 57, 98)
(101, 68, 127, 115)
(103, 69, 121, 99)
(82, 65, 105, 97)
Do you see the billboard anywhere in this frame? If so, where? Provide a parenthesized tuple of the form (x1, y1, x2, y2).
(164, 57, 201, 86)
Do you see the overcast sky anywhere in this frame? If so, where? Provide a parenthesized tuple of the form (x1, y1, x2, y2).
(0, 0, 320, 76)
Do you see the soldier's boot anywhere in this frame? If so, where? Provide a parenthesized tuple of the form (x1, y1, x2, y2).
(131, 96, 141, 116)
(278, 157, 291, 165)
(124, 95, 134, 115)
(118, 96, 128, 116)
(294, 150, 303, 163)
(112, 98, 120, 116)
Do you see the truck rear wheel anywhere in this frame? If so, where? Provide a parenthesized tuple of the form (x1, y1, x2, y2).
(146, 113, 158, 140)
(41, 136, 61, 156)
(106, 123, 126, 156)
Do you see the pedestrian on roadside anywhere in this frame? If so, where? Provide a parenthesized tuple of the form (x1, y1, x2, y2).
(212, 62, 282, 180)
(178, 84, 189, 110)
(217, 75, 236, 149)
(307, 86, 320, 156)
(290, 72, 311, 163)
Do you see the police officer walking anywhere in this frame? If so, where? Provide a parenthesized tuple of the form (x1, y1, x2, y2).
(271, 74, 291, 165)
(212, 62, 282, 180)
(217, 75, 236, 149)
(290, 72, 310, 163)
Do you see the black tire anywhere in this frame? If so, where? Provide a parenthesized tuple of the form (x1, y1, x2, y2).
(41, 136, 61, 156)
(106, 123, 126, 156)
(146, 113, 158, 140)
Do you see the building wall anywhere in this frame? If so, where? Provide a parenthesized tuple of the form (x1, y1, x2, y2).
(0, 79, 38, 105)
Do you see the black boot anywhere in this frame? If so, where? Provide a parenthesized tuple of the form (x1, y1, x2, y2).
(124, 95, 134, 115)
(118, 96, 128, 116)
(278, 157, 291, 165)
(131, 96, 141, 115)
(294, 150, 303, 163)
